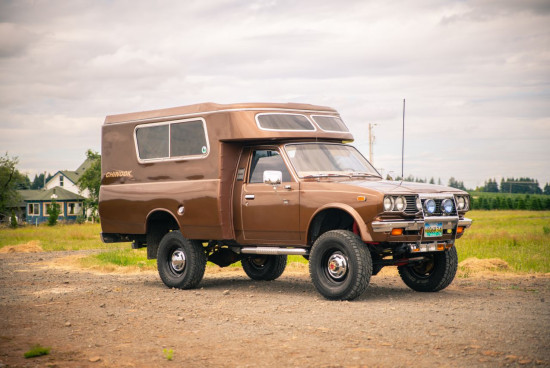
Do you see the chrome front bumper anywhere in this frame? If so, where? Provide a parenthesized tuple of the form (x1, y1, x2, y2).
(371, 217, 472, 233)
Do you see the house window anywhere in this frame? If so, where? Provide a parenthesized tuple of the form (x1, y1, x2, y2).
(59, 176, 64, 187)
(67, 202, 82, 215)
(28, 203, 40, 215)
(44, 202, 64, 216)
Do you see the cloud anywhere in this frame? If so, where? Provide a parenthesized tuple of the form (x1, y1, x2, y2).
(0, 0, 549, 188)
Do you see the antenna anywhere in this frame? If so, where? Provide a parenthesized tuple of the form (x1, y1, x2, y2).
(401, 99, 405, 180)
(368, 123, 377, 165)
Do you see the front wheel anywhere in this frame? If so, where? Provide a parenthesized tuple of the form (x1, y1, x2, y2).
(157, 231, 206, 289)
(309, 230, 372, 301)
(241, 255, 287, 281)
(398, 246, 458, 292)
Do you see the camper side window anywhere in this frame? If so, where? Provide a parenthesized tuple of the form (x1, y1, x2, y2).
(171, 121, 208, 157)
(136, 124, 169, 159)
(135, 119, 208, 161)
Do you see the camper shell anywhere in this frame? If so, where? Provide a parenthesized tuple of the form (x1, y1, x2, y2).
(99, 102, 472, 300)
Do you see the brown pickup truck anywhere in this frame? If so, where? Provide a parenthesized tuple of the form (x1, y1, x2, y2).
(99, 102, 472, 300)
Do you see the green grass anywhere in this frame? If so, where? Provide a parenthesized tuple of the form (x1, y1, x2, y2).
(0, 223, 118, 251)
(163, 348, 174, 361)
(23, 344, 51, 358)
(455, 210, 550, 273)
(79, 248, 157, 271)
(2, 211, 549, 274)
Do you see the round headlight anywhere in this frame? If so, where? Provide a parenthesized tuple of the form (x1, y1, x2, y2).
(416, 197, 422, 211)
(394, 196, 406, 212)
(457, 196, 465, 210)
(442, 198, 454, 214)
(383, 196, 394, 211)
(424, 199, 436, 214)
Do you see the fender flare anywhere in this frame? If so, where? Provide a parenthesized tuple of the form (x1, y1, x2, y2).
(145, 208, 182, 234)
(307, 203, 373, 243)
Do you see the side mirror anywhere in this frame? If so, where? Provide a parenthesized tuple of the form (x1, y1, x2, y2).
(263, 170, 282, 185)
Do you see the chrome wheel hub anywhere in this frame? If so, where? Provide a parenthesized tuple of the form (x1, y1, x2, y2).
(327, 252, 347, 280)
(171, 250, 186, 273)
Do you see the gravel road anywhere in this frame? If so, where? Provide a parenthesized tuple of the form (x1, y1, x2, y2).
(1, 250, 549, 367)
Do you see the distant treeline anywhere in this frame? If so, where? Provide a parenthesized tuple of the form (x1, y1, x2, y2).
(477, 177, 548, 195)
(394, 175, 549, 196)
(392, 175, 550, 211)
(469, 192, 550, 211)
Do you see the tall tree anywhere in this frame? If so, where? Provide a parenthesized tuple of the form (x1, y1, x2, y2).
(77, 150, 101, 219)
(483, 179, 499, 193)
(448, 177, 466, 191)
(31, 173, 48, 189)
(0, 153, 23, 219)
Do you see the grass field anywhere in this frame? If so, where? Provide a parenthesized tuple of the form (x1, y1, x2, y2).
(0, 223, 115, 251)
(1, 211, 549, 273)
(454, 211, 550, 273)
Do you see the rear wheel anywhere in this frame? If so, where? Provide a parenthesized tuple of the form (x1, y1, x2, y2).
(398, 246, 458, 292)
(157, 231, 206, 289)
(241, 255, 287, 281)
(309, 230, 372, 301)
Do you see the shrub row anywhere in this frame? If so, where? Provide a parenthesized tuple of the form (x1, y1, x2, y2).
(469, 193, 550, 211)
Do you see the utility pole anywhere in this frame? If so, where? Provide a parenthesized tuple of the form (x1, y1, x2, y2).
(368, 123, 377, 165)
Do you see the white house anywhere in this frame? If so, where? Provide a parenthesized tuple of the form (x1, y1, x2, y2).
(45, 159, 92, 198)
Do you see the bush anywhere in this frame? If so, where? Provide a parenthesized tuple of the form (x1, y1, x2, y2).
(47, 200, 60, 226)
(10, 209, 17, 229)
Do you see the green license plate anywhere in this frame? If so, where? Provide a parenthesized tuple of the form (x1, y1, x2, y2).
(424, 222, 443, 237)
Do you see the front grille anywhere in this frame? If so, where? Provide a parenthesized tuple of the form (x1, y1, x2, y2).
(421, 198, 457, 217)
(404, 195, 419, 214)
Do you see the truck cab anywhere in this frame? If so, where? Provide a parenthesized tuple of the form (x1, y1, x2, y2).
(99, 102, 471, 300)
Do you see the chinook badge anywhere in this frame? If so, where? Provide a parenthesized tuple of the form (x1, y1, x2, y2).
(105, 170, 133, 178)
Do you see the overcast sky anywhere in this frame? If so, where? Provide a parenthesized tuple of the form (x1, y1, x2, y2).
(1, 0, 549, 189)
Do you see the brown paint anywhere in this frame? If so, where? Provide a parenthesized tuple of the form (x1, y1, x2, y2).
(99, 102, 470, 248)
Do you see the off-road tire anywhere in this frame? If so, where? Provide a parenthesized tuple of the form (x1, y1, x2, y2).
(157, 231, 206, 289)
(309, 230, 372, 301)
(241, 255, 287, 281)
(398, 246, 458, 292)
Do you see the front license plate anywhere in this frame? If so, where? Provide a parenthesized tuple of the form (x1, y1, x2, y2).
(424, 222, 443, 237)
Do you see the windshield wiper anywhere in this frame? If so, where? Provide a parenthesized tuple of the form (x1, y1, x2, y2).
(303, 173, 350, 179)
(347, 172, 381, 178)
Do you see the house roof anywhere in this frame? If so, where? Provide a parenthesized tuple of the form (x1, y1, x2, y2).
(60, 170, 80, 184)
(18, 187, 85, 201)
(46, 158, 94, 186)
(75, 158, 93, 176)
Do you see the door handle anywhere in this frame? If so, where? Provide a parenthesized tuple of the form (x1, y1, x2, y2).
(244, 194, 255, 200)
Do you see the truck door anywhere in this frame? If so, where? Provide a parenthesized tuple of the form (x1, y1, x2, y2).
(237, 147, 300, 242)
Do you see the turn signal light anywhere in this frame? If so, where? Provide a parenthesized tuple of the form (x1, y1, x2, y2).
(391, 228, 403, 236)
(457, 226, 464, 234)
(437, 244, 445, 251)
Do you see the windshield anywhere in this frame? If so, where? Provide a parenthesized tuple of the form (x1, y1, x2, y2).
(285, 143, 381, 178)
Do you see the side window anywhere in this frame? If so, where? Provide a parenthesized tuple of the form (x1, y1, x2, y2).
(170, 120, 208, 157)
(136, 124, 169, 159)
(249, 150, 291, 183)
(135, 119, 208, 161)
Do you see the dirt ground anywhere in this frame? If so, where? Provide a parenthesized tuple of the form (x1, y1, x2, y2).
(1, 250, 549, 368)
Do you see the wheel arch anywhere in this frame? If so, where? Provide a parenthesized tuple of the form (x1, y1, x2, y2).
(306, 203, 372, 245)
(145, 209, 181, 259)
